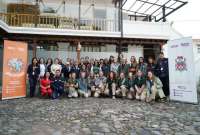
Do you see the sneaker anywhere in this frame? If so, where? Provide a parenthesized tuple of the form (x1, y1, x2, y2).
(160, 98, 167, 103)
(112, 96, 116, 99)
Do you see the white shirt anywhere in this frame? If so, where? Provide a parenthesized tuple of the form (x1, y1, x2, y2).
(40, 64, 46, 77)
(51, 64, 62, 75)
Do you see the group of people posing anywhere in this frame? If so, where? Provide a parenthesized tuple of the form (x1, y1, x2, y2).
(27, 52, 169, 103)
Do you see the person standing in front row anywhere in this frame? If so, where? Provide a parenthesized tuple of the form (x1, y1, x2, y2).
(155, 52, 169, 97)
(51, 69, 65, 99)
(62, 61, 72, 81)
(129, 56, 138, 77)
(118, 58, 129, 77)
(71, 61, 80, 78)
(27, 57, 40, 97)
(138, 57, 147, 76)
(39, 58, 46, 78)
(147, 57, 156, 73)
(46, 58, 53, 76)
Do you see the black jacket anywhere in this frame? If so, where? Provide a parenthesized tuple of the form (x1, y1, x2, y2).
(155, 58, 169, 78)
(27, 64, 40, 79)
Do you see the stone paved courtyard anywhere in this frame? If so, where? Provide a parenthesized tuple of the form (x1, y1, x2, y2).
(0, 97, 200, 135)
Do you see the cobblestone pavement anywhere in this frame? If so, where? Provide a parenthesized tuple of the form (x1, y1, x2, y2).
(0, 97, 200, 135)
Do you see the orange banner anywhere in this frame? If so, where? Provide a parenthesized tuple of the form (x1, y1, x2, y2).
(2, 40, 28, 100)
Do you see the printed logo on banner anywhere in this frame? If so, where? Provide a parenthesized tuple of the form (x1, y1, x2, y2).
(8, 58, 24, 73)
(175, 56, 187, 71)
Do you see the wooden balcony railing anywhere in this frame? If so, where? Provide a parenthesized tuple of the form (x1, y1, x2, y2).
(0, 13, 118, 32)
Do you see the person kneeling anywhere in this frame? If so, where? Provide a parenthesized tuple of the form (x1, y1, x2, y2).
(146, 71, 166, 102)
(127, 72, 135, 100)
(93, 71, 108, 97)
(51, 70, 65, 99)
(106, 71, 117, 99)
(67, 72, 78, 98)
(40, 71, 52, 98)
(116, 72, 129, 99)
(78, 72, 91, 98)
(134, 70, 146, 101)
(88, 73, 96, 96)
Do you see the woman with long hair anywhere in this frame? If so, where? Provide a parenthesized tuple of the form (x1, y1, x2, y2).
(146, 71, 166, 102)
(46, 58, 53, 73)
(129, 56, 138, 77)
(137, 57, 147, 76)
(27, 57, 40, 97)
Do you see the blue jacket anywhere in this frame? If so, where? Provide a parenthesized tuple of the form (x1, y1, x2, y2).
(78, 78, 88, 92)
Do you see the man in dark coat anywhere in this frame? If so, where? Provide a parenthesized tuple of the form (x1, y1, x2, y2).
(155, 52, 169, 96)
(62, 62, 72, 81)
(51, 69, 65, 99)
(71, 61, 80, 78)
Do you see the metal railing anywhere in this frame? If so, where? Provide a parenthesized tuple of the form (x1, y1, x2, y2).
(0, 13, 118, 32)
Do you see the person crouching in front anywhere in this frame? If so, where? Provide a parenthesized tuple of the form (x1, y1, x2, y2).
(127, 72, 135, 100)
(51, 69, 65, 99)
(88, 73, 96, 96)
(116, 72, 128, 99)
(93, 71, 107, 97)
(146, 70, 166, 103)
(40, 71, 52, 98)
(134, 70, 146, 101)
(78, 71, 91, 98)
(66, 72, 78, 98)
(105, 71, 117, 99)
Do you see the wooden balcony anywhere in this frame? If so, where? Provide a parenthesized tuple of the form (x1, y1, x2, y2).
(0, 13, 117, 32)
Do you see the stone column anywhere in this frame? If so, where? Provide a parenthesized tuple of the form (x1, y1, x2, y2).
(77, 42, 81, 63)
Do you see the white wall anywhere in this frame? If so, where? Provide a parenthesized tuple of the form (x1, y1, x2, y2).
(36, 44, 144, 63)
(123, 20, 183, 40)
(126, 45, 143, 62)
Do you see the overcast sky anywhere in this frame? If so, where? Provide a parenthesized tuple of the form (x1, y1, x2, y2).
(167, 0, 200, 38)
(125, 0, 200, 38)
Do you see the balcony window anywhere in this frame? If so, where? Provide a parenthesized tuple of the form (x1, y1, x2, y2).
(116, 44, 128, 53)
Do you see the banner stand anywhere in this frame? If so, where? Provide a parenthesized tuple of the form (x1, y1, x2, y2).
(2, 40, 28, 100)
(168, 37, 198, 104)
